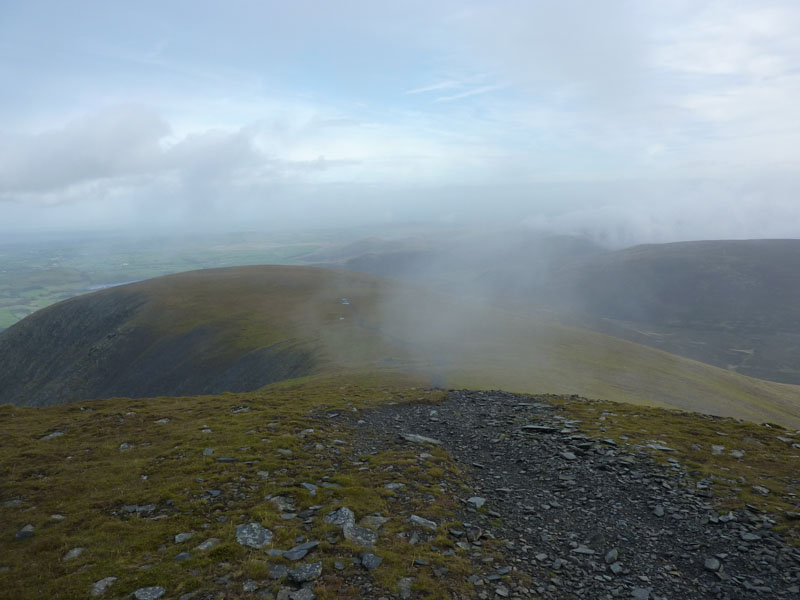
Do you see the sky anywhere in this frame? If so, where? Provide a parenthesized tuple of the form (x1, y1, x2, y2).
(1, 0, 799, 245)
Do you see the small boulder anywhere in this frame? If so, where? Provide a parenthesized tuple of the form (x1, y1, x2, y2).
(343, 523, 378, 548)
(288, 561, 322, 583)
(14, 524, 34, 540)
(408, 515, 437, 530)
(90, 577, 117, 597)
(360, 553, 383, 570)
(63, 547, 85, 561)
(324, 507, 356, 528)
(466, 497, 486, 509)
(133, 587, 165, 600)
(236, 522, 274, 549)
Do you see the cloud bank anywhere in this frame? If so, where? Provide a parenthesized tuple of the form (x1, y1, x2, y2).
(1, 0, 799, 243)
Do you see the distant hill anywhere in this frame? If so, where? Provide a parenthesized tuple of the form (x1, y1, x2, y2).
(543, 239, 800, 383)
(311, 231, 604, 297)
(2, 265, 800, 427)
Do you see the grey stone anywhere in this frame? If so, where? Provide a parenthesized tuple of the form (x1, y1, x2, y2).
(646, 443, 675, 451)
(290, 589, 316, 600)
(467, 496, 486, 509)
(496, 585, 510, 598)
(39, 431, 64, 440)
(133, 587, 166, 600)
(300, 482, 317, 496)
(242, 579, 259, 592)
(277, 588, 293, 600)
(269, 564, 289, 579)
(91, 577, 117, 597)
(344, 523, 379, 548)
(399, 432, 442, 445)
(385, 483, 405, 490)
(324, 507, 356, 528)
(155, 418, 170, 424)
(752, 485, 770, 496)
(63, 547, 85, 561)
(360, 515, 389, 530)
(174, 532, 194, 543)
(630, 588, 650, 600)
(408, 515, 438, 530)
(14, 524, 34, 540)
(288, 561, 322, 583)
(202, 448, 214, 456)
(741, 531, 761, 542)
(284, 541, 320, 560)
(174, 552, 193, 562)
(194, 537, 221, 552)
(119, 442, 133, 451)
(605, 548, 618, 564)
(610, 562, 623, 575)
(560, 451, 577, 461)
(653, 505, 665, 517)
(360, 552, 383, 570)
(236, 522, 274, 548)
(398, 577, 414, 599)
(521, 425, 557, 433)
(704, 557, 721, 572)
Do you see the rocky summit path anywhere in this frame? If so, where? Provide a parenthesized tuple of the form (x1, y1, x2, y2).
(355, 390, 800, 600)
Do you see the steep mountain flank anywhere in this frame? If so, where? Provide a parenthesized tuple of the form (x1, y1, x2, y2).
(544, 239, 800, 383)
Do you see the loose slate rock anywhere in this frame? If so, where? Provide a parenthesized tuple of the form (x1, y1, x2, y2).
(704, 557, 721, 572)
(14, 524, 34, 540)
(236, 522, 274, 548)
(63, 547, 85, 561)
(269, 564, 289, 579)
(408, 515, 438, 530)
(359, 515, 390, 530)
(284, 541, 320, 561)
(39, 431, 64, 441)
(324, 507, 356, 528)
(133, 586, 165, 600)
(288, 561, 322, 583)
(174, 532, 194, 544)
(360, 552, 383, 570)
(91, 576, 117, 597)
(194, 538, 221, 552)
(290, 589, 316, 600)
(467, 496, 486, 509)
(399, 432, 442, 445)
(344, 523, 379, 548)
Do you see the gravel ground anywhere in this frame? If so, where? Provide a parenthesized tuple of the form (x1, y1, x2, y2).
(354, 389, 800, 600)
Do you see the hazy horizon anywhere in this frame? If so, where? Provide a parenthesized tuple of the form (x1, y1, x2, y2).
(2, 1, 800, 246)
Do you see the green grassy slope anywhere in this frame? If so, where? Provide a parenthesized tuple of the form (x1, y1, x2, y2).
(2, 376, 799, 599)
(1, 265, 800, 426)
